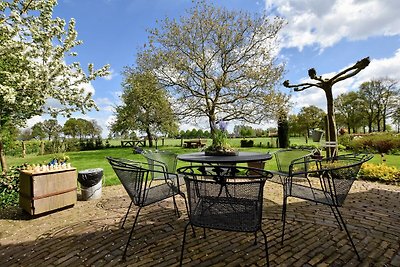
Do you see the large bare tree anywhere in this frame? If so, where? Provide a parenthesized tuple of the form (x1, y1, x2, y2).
(283, 57, 370, 157)
(137, 0, 287, 142)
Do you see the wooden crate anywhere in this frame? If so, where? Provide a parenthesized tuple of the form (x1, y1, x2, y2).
(19, 168, 77, 215)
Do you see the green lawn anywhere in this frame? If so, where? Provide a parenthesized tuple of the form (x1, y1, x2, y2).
(5, 137, 399, 186)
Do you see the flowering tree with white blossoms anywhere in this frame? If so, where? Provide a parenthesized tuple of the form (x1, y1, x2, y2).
(0, 0, 110, 173)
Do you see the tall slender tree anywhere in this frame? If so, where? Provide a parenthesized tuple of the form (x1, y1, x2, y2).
(110, 69, 178, 147)
(335, 91, 365, 133)
(359, 78, 399, 132)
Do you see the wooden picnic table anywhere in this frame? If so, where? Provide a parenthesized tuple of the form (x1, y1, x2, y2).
(121, 140, 146, 147)
(183, 139, 207, 148)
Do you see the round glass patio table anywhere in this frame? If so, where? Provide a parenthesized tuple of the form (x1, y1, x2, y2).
(177, 151, 272, 164)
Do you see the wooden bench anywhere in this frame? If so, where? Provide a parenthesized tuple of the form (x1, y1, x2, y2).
(121, 140, 146, 147)
(183, 139, 207, 148)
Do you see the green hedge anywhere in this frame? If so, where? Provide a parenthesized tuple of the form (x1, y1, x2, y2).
(346, 133, 400, 154)
(0, 166, 20, 209)
(240, 139, 254, 147)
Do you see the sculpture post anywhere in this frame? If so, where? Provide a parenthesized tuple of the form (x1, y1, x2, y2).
(283, 57, 370, 157)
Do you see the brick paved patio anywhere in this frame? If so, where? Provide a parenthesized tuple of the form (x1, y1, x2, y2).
(1, 180, 399, 266)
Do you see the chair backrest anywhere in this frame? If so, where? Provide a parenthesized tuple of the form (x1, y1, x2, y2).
(106, 157, 150, 205)
(274, 149, 313, 174)
(289, 153, 373, 206)
(319, 154, 373, 206)
(141, 150, 178, 179)
(178, 165, 272, 232)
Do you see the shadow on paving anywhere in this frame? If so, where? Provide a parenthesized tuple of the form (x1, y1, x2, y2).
(1, 188, 400, 267)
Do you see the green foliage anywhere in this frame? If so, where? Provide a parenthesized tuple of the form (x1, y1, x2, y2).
(239, 126, 255, 138)
(42, 119, 62, 140)
(359, 78, 399, 132)
(289, 143, 318, 150)
(348, 133, 400, 154)
(337, 134, 353, 149)
(4, 140, 42, 156)
(111, 70, 177, 143)
(31, 122, 46, 140)
(359, 163, 400, 184)
(335, 91, 366, 133)
(79, 138, 104, 151)
(0, 166, 20, 209)
(297, 106, 326, 136)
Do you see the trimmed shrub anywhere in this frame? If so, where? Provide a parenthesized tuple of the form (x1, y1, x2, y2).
(290, 144, 318, 150)
(359, 163, 400, 184)
(337, 134, 353, 149)
(0, 166, 20, 208)
(240, 139, 254, 147)
(348, 133, 400, 154)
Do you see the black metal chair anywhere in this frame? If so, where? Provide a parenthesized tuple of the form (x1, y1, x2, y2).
(177, 165, 273, 266)
(281, 153, 373, 260)
(140, 150, 178, 179)
(106, 157, 187, 260)
(270, 148, 313, 185)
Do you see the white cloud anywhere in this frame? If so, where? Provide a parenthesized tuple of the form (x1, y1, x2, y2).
(356, 49, 400, 80)
(26, 115, 44, 128)
(103, 69, 115, 81)
(265, 0, 400, 50)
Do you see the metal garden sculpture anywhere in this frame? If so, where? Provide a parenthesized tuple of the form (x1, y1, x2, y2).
(283, 57, 370, 157)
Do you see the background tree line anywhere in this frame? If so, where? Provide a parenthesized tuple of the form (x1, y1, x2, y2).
(335, 78, 399, 134)
(5, 118, 104, 156)
(287, 78, 400, 138)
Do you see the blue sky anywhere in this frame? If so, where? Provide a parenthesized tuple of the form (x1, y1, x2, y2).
(28, 0, 400, 136)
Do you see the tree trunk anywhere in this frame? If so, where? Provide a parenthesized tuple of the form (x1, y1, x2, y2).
(383, 111, 387, 131)
(0, 141, 7, 174)
(377, 117, 381, 132)
(277, 115, 289, 148)
(146, 128, 153, 147)
(208, 115, 217, 146)
(324, 87, 338, 157)
(22, 141, 26, 158)
(40, 141, 44, 155)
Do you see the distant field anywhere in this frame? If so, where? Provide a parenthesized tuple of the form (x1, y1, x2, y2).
(6, 137, 398, 186)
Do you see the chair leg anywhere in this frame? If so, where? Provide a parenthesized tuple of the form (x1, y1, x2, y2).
(121, 201, 133, 229)
(122, 207, 142, 261)
(260, 229, 270, 267)
(281, 195, 287, 244)
(180, 222, 190, 267)
(172, 194, 180, 217)
(329, 205, 343, 231)
(334, 206, 361, 261)
(181, 194, 196, 237)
